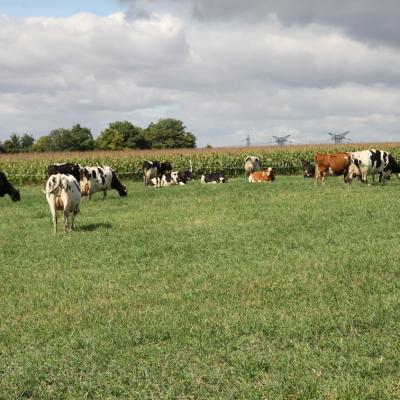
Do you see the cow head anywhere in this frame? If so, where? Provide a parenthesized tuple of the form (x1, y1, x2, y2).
(79, 168, 91, 196)
(10, 189, 21, 202)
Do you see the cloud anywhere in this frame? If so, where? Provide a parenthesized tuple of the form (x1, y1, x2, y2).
(1, 3, 400, 147)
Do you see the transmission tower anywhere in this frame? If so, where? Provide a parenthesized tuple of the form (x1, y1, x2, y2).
(246, 134, 251, 147)
(328, 131, 350, 144)
(272, 135, 291, 146)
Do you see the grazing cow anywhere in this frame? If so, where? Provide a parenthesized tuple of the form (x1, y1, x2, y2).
(171, 170, 193, 185)
(300, 159, 315, 178)
(80, 166, 127, 199)
(349, 149, 400, 184)
(143, 160, 173, 187)
(248, 168, 275, 182)
(45, 173, 81, 232)
(47, 163, 82, 182)
(0, 171, 20, 202)
(201, 172, 228, 184)
(314, 153, 352, 184)
(244, 156, 262, 178)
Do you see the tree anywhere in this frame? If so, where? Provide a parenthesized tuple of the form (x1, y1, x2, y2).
(145, 119, 196, 149)
(108, 121, 150, 149)
(2, 133, 21, 153)
(69, 124, 95, 151)
(31, 135, 53, 152)
(96, 128, 124, 150)
(20, 134, 35, 151)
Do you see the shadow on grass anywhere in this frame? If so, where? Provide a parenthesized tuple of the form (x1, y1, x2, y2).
(77, 222, 113, 232)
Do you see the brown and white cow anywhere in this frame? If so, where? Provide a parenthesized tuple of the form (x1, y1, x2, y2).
(314, 153, 353, 185)
(248, 168, 275, 183)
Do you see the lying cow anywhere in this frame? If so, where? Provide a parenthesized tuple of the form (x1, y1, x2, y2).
(47, 163, 82, 182)
(0, 171, 20, 202)
(248, 168, 275, 182)
(300, 159, 315, 178)
(244, 156, 262, 179)
(314, 153, 351, 184)
(349, 149, 400, 184)
(171, 170, 193, 185)
(80, 165, 127, 199)
(201, 173, 228, 184)
(45, 173, 81, 232)
(143, 160, 173, 187)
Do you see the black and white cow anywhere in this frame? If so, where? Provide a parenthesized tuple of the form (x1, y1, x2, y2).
(171, 170, 193, 185)
(45, 173, 81, 232)
(201, 172, 228, 184)
(349, 149, 400, 184)
(0, 171, 20, 202)
(143, 160, 173, 187)
(80, 165, 128, 199)
(300, 159, 315, 178)
(244, 156, 262, 179)
(47, 163, 82, 182)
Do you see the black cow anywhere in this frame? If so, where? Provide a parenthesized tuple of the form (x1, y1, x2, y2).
(0, 172, 20, 202)
(143, 160, 173, 187)
(201, 172, 228, 184)
(300, 159, 315, 178)
(47, 163, 82, 182)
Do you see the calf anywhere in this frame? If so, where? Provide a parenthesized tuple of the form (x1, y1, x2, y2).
(201, 172, 228, 184)
(248, 168, 275, 182)
(244, 156, 262, 179)
(314, 153, 351, 184)
(47, 163, 82, 182)
(45, 173, 81, 232)
(300, 159, 315, 178)
(80, 165, 127, 199)
(349, 149, 400, 184)
(0, 171, 20, 202)
(143, 160, 173, 187)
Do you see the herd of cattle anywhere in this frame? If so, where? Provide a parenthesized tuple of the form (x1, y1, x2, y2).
(0, 148, 399, 232)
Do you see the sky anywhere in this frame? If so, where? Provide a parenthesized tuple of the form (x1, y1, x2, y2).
(1, 0, 400, 147)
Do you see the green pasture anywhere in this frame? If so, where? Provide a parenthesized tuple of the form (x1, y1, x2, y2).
(0, 176, 399, 399)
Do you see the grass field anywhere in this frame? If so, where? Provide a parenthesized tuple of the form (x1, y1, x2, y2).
(1, 176, 399, 399)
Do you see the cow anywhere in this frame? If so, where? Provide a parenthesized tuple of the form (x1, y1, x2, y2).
(201, 173, 228, 184)
(244, 156, 262, 179)
(300, 159, 315, 178)
(80, 166, 128, 199)
(349, 149, 400, 184)
(47, 163, 82, 182)
(0, 171, 20, 202)
(45, 173, 81, 232)
(171, 170, 193, 185)
(314, 153, 352, 185)
(160, 173, 176, 187)
(143, 160, 173, 187)
(248, 168, 275, 182)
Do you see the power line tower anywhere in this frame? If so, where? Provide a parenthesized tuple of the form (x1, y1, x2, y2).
(272, 135, 291, 146)
(328, 131, 350, 144)
(246, 134, 251, 147)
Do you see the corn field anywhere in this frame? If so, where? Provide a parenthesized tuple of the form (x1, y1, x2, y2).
(1, 143, 400, 184)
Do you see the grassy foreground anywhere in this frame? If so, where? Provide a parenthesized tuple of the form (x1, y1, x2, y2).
(0, 177, 399, 399)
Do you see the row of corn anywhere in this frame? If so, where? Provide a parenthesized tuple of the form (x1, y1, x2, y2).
(1, 144, 399, 184)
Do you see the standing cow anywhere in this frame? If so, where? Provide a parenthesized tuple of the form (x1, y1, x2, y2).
(0, 171, 20, 202)
(45, 173, 81, 232)
(314, 153, 352, 185)
(80, 166, 127, 199)
(349, 149, 400, 184)
(244, 156, 262, 179)
(143, 160, 173, 187)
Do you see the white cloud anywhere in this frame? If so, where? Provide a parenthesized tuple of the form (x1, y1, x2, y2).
(1, 5, 400, 147)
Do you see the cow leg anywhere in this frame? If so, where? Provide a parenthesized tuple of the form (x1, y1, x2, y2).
(70, 211, 76, 230)
(52, 213, 57, 233)
(63, 210, 69, 232)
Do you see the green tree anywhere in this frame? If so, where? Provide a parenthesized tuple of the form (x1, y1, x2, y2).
(96, 128, 124, 150)
(108, 121, 150, 149)
(31, 135, 53, 152)
(2, 133, 21, 153)
(20, 134, 35, 151)
(69, 124, 95, 151)
(145, 119, 196, 149)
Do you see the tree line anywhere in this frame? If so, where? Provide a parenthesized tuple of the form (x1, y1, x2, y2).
(0, 119, 197, 153)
